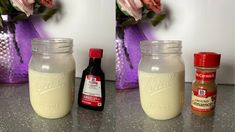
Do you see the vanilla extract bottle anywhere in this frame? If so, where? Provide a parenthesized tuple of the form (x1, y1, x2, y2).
(78, 48, 105, 111)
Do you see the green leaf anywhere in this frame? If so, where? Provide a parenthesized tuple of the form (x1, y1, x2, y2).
(0, 16, 3, 27)
(34, 3, 46, 14)
(0, 0, 15, 14)
(0, 2, 8, 14)
(146, 11, 155, 19)
(0, 1, 9, 8)
(11, 13, 28, 21)
(120, 18, 138, 28)
(41, 8, 58, 21)
(151, 14, 166, 26)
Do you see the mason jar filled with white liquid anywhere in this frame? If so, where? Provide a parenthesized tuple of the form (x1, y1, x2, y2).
(138, 40, 185, 120)
(29, 38, 75, 119)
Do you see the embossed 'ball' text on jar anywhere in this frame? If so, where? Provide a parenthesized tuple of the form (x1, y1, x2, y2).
(138, 40, 185, 120)
(29, 38, 75, 119)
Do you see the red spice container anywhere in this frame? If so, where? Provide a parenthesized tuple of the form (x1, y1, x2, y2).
(78, 48, 105, 111)
(191, 52, 221, 117)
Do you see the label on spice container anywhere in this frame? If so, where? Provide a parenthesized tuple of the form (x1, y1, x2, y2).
(81, 75, 102, 107)
(191, 89, 216, 112)
(196, 71, 216, 81)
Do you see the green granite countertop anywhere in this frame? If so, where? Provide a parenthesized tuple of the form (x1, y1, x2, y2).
(0, 79, 234, 132)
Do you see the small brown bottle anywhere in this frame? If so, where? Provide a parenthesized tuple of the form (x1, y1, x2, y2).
(191, 52, 221, 117)
(78, 48, 105, 111)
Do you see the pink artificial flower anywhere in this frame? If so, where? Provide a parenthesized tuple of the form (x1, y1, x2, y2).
(142, 0, 161, 13)
(117, 0, 143, 21)
(10, 0, 35, 16)
(40, 0, 53, 8)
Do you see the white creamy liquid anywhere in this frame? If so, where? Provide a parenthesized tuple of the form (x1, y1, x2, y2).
(138, 70, 184, 120)
(29, 69, 75, 119)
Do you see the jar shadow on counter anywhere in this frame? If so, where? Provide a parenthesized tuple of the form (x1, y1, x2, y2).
(186, 114, 215, 132)
(29, 112, 73, 132)
(142, 114, 184, 132)
(75, 107, 103, 131)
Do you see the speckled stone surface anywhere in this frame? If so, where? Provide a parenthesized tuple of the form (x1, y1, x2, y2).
(0, 79, 234, 132)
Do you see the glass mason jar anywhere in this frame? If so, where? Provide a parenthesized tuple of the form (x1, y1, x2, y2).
(29, 38, 75, 119)
(138, 40, 185, 120)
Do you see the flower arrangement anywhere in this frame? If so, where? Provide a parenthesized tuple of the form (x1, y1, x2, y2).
(0, 0, 59, 27)
(0, 0, 60, 83)
(116, 0, 167, 28)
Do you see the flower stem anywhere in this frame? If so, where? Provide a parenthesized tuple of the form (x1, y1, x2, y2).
(8, 22, 23, 64)
(116, 26, 133, 69)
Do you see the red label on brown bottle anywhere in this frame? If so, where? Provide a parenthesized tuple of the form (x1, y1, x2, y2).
(81, 75, 102, 107)
(196, 71, 216, 81)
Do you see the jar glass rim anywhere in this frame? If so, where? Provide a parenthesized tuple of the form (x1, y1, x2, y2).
(140, 40, 182, 55)
(32, 38, 73, 54)
(141, 40, 182, 46)
(32, 38, 73, 44)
